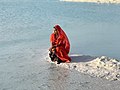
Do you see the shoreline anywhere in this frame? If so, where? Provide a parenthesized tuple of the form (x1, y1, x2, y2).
(60, 0, 120, 4)
(52, 55, 120, 81)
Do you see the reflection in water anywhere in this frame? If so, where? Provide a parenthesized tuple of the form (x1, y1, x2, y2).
(47, 63, 69, 90)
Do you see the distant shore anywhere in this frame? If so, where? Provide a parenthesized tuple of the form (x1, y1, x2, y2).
(60, 0, 120, 4)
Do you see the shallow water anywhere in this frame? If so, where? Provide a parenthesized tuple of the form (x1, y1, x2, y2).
(1, 52, 120, 90)
(0, 0, 120, 90)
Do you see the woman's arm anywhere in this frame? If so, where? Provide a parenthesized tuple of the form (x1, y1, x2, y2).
(55, 38, 63, 47)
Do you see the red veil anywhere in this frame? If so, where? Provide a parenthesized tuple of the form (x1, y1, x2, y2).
(50, 25, 71, 62)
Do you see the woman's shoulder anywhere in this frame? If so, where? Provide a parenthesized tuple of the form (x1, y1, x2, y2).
(50, 33, 54, 37)
(50, 33, 55, 41)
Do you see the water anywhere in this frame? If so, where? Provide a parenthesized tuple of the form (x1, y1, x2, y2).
(0, 0, 120, 90)
(0, 0, 120, 59)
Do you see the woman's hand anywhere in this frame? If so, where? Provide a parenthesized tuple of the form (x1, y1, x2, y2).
(49, 46, 56, 51)
(49, 44, 61, 51)
(52, 44, 60, 48)
(52, 45, 56, 48)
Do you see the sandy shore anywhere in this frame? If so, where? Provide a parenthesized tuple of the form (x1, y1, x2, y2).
(60, 0, 120, 4)
(52, 55, 120, 81)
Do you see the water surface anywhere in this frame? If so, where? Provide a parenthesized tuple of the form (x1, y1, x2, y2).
(0, 1, 120, 90)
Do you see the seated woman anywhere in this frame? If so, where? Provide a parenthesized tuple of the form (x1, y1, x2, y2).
(49, 25, 71, 64)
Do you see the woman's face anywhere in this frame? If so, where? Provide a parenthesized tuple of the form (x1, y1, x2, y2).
(53, 28, 58, 34)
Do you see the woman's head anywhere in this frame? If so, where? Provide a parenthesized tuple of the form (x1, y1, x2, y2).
(54, 25, 61, 31)
(53, 27, 58, 34)
(53, 25, 61, 34)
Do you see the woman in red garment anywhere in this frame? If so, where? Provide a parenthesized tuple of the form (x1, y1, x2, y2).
(49, 25, 71, 64)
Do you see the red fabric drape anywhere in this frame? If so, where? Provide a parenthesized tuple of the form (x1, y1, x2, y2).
(50, 25, 71, 62)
